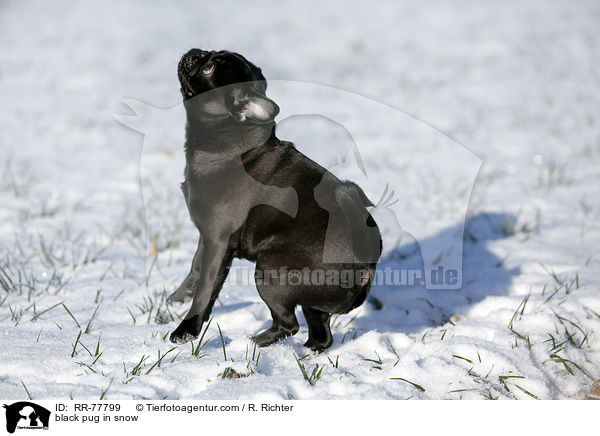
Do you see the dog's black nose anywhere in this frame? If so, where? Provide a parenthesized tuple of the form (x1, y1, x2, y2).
(182, 49, 212, 76)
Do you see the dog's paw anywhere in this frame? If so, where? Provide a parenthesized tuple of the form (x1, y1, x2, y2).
(251, 330, 278, 347)
(169, 330, 195, 344)
(252, 327, 295, 347)
(304, 337, 333, 353)
(169, 316, 201, 344)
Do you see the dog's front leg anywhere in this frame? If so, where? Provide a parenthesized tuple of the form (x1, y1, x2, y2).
(167, 236, 204, 304)
(169, 237, 232, 344)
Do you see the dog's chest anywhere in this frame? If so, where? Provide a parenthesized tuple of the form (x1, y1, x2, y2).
(185, 148, 299, 228)
(187, 149, 270, 207)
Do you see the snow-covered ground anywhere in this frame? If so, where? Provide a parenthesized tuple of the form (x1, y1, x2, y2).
(1, 0, 599, 400)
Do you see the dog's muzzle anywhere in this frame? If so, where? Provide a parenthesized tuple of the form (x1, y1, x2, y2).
(182, 50, 211, 76)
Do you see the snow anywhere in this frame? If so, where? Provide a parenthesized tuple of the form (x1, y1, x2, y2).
(1, 0, 599, 400)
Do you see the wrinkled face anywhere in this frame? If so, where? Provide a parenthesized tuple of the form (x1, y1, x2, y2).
(178, 49, 266, 99)
(177, 49, 278, 125)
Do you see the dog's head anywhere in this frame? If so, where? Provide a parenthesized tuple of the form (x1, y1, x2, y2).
(178, 49, 279, 124)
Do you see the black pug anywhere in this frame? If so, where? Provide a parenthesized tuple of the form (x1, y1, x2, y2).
(168, 49, 382, 351)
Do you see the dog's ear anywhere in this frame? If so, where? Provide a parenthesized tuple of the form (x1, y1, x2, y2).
(227, 87, 279, 124)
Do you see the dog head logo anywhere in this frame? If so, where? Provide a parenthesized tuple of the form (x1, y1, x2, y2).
(3, 402, 50, 433)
